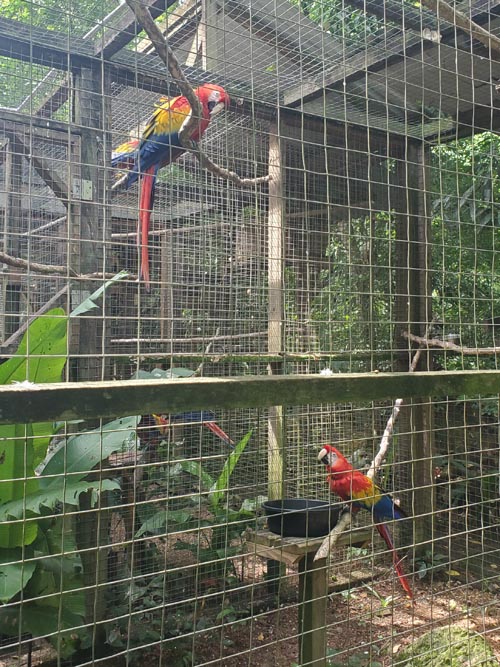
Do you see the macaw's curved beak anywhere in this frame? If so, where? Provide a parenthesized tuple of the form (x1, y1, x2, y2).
(318, 447, 330, 465)
(152, 414, 169, 435)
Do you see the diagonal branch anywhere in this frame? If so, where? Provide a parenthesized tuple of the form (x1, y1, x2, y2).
(421, 0, 500, 56)
(124, 0, 269, 187)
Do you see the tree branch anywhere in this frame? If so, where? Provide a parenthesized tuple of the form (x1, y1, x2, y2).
(0, 250, 136, 281)
(124, 0, 269, 187)
(403, 330, 500, 356)
(421, 0, 500, 56)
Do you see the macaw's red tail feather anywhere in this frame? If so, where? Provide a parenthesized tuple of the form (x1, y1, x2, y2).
(375, 522, 413, 599)
(138, 166, 157, 289)
(204, 421, 235, 447)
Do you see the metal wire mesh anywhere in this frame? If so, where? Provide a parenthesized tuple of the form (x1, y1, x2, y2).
(0, 0, 500, 665)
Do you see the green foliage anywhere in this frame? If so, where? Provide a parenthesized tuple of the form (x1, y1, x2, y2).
(310, 214, 395, 358)
(289, 0, 381, 43)
(394, 626, 499, 667)
(0, 274, 128, 653)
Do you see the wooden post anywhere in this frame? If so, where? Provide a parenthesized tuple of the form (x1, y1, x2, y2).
(298, 554, 328, 667)
(160, 231, 174, 341)
(71, 65, 111, 651)
(72, 66, 111, 381)
(3, 136, 24, 338)
(267, 123, 285, 501)
(393, 139, 434, 558)
(408, 142, 434, 557)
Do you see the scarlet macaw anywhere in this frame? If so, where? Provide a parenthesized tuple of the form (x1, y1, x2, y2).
(112, 84, 230, 288)
(152, 411, 234, 447)
(318, 444, 413, 598)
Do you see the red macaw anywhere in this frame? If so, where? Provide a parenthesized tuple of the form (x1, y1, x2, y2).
(152, 411, 234, 447)
(112, 84, 230, 288)
(318, 444, 413, 598)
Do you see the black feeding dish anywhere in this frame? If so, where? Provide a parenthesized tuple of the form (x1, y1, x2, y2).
(262, 498, 341, 538)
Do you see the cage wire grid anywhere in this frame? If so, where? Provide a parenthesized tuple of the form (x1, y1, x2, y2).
(0, 0, 499, 665)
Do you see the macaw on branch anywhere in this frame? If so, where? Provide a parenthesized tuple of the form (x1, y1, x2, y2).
(112, 83, 230, 288)
(318, 444, 413, 598)
(152, 411, 234, 447)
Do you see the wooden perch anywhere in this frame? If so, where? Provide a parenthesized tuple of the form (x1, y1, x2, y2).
(403, 330, 500, 355)
(421, 0, 500, 56)
(0, 249, 136, 281)
(124, 0, 269, 187)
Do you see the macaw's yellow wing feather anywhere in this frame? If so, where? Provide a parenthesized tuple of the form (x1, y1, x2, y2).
(142, 96, 192, 141)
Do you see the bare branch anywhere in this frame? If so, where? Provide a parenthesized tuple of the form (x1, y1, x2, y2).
(421, 0, 500, 56)
(123, 0, 269, 187)
(314, 511, 352, 561)
(0, 249, 136, 281)
(403, 330, 500, 356)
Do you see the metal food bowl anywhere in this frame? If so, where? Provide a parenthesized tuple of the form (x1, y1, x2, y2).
(262, 498, 341, 538)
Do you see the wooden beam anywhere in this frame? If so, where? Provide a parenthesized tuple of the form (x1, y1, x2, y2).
(9, 131, 69, 203)
(96, 0, 173, 59)
(2, 371, 500, 424)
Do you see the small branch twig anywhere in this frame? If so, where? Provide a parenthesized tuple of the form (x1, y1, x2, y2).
(403, 330, 500, 356)
(192, 327, 221, 377)
(421, 0, 500, 57)
(0, 249, 136, 281)
(124, 0, 269, 188)
(314, 323, 434, 562)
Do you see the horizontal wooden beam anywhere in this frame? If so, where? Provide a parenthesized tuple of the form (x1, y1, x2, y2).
(1, 370, 500, 424)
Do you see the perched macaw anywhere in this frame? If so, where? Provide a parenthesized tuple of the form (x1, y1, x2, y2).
(318, 444, 413, 598)
(152, 411, 234, 447)
(112, 83, 230, 288)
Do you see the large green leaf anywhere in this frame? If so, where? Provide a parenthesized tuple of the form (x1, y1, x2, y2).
(209, 430, 253, 510)
(0, 478, 120, 522)
(0, 423, 39, 547)
(0, 547, 36, 602)
(0, 307, 67, 385)
(40, 416, 140, 478)
(69, 270, 129, 317)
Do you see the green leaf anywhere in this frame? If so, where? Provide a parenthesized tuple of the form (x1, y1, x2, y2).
(180, 459, 215, 491)
(0, 423, 39, 547)
(0, 478, 120, 522)
(0, 308, 67, 385)
(69, 270, 129, 317)
(0, 547, 37, 602)
(209, 430, 252, 510)
(135, 508, 192, 537)
(40, 416, 140, 478)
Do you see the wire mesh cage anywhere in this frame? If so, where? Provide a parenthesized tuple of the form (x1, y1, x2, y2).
(0, 0, 500, 665)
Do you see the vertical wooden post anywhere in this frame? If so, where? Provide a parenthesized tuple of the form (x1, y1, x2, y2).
(298, 554, 328, 667)
(4, 136, 24, 338)
(71, 65, 111, 653)
(160, 231, 174, 341)
(72, 66, 111, 382)
(201, 0, 219, 71)
(393, 139, 434, 557)
(408, 142, 434, 557)
(267, 122, 285, 502)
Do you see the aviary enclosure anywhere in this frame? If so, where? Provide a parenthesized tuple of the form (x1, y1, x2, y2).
(0, 0, 500, 665)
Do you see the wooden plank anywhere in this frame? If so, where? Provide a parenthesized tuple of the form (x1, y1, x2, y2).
(299, 554, 328, 667)
(2, 370, 500, 425)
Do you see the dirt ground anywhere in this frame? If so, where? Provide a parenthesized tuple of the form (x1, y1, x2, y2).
(187, 576, 500, 666)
